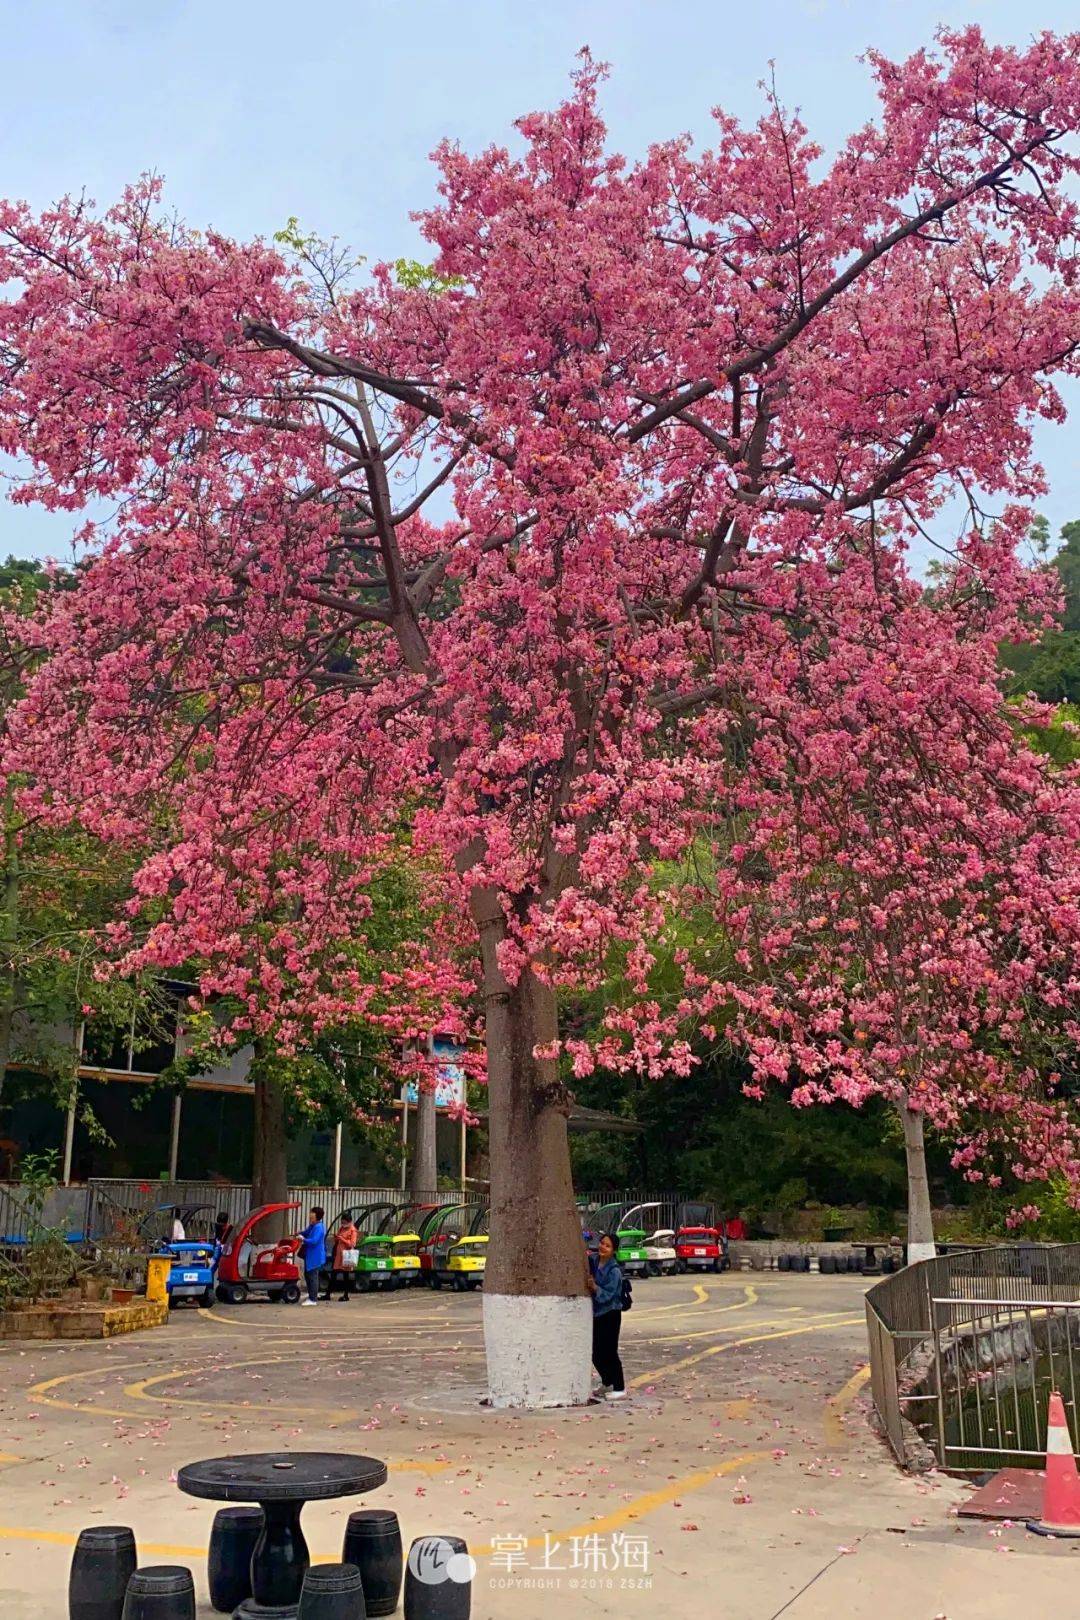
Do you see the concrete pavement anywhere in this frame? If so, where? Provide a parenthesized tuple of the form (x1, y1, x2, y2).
(0, 1272, 1076, 1618)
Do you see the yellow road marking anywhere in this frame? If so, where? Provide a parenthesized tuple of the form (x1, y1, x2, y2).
(196, 1304, 462, 1329)
(629, 1315, 864, 1388)
(638, 1309, 855, 1346)
(823, 1362, 872, 1448)
(0, 1527, 209, 1557)
(634, 1282, 756, 1322)
(26, 1363, 446, 1472)
(633, 1281, 711, 1316)
(471, 1448, 770, 1554)
(122, 1360, 363, 1417)
(0, 1448, 770, 1564)
(26, 1362, 149, 1422)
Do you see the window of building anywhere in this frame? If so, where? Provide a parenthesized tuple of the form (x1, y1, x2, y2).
(81, 983, 187, 1075)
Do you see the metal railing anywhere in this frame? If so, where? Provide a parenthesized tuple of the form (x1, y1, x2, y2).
(83, 1180, 463, 1237)
(3, 1176, 693, 1251)
(0, 1183, 33, 1246)
(81, 1180, 686, 1236)
(866, 1243, 1080, 1470)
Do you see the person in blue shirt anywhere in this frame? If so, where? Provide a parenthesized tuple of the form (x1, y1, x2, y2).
(298, 1206, 327, 1305)
(588, 1232, 626, 1399)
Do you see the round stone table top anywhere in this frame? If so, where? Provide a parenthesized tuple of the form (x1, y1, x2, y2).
(177, 1452, 387, 1503)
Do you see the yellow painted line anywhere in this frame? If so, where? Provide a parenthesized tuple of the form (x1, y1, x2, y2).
(121, 1359, 362, 1417)
(26, 1362, 150, 1422)
(634, 1281, 757, 1322)
(471, 1449, 770, 1554)
(0, 1444, 772, 1563)
(633, 1281, 711, 1316)
(0, 1526, 209, 1558)
(25, 1365, 446, 1475)
(629, 1315, 864, 1388)
(638, 1309, 854, 1346)
(823, 1362, 872, 1448)
(196, 1305, 461, 1329)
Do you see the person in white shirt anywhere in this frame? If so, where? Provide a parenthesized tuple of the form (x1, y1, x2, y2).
(170, 1207, 186, 1242)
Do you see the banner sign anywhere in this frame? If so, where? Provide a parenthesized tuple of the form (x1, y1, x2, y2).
(402, 1035, 466, 1108)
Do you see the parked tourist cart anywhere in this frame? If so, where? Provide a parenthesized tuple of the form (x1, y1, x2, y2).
(432, 1203, 489, 1290)
(417, 1201, 477, 1282)
(673, 1200, 728, 1273)
(215, 1202, 303, 1304)
(583, 1200, 651, 1277)
(158, 1236, 221, 1307)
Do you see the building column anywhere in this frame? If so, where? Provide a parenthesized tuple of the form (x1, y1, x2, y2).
(168, 1091, 182, 1181)
(332, 1121, 343, 1190)
(61, 1085, 77, 1186)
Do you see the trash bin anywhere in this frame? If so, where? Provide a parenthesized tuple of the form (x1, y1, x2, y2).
(146, 1255, 171, 1303)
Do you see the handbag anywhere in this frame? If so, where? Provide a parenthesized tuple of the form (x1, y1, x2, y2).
(341, 1247, 360, 1270)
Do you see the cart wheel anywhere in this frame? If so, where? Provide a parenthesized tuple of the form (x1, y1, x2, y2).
(431, 1274, 443, 1290)
(645, 1262, 659, 1278)
(281, 1282, 301, 1304)
(467, 1278, 482, 1291)
(225, 1283, 248, 1305)
(215, 1284, 229, 1303)
(267, 1289, 283, 1303)
(712, 1258, 722, 1273)
(675, 1259, 687, 1275)
(168, 1292, 179, 1309)
(453, 1276, 467, 1292)
(201, 1287, 215, 1308)
(355, 1275, 372, 1293)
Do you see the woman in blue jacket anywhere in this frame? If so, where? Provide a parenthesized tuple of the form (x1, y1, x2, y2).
(589, 1232, 626, 1399)
(298, 1205, 327, 1305)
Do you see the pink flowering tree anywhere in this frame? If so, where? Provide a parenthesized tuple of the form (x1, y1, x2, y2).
(124, 828, 475, 1209)
(3, 27, 1080, 1400)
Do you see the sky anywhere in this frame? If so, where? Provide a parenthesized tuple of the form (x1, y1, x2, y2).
(1, 0, 1077, 563)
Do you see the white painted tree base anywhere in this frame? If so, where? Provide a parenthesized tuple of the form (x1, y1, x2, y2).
(483, 1293, 592, 1409)
(906, 1240, 937, 1264)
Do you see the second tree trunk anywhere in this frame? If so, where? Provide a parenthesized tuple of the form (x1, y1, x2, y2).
(900, 1101, 936, 1264)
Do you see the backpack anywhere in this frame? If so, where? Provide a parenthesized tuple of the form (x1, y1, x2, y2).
(620, 1274, 633, 1312)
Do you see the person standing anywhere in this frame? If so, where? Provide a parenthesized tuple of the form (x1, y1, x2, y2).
(588, 1232, 626, 1399)
(328, 1213, 359, 1301)
(169, 1207, 186, 1242)
(298, 1205, 327, 1305)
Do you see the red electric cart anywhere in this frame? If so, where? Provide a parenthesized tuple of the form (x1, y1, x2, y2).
(215, 1201, 303, 1304)
(673, 1200, 729, 1274)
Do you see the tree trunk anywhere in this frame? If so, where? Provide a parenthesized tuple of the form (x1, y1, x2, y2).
(900, 1102, 936, 1264)
(474, 894, 591, 1409)
(410, 1079, 438, 1197)
(0, 999, 13, 1118)
(251, 1045, 289, 1237)
(0, 791, 19, 1113)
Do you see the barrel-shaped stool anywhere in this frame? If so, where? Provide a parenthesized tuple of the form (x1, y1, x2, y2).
(120, 1566, 195, 1620)
(69, 1525, 137, 1620)
(208, 1505, 263, 1613)
(343, 1509, 403, 1617)
(404, 1535, 471, 1620)
(298, 1562, 366, 1620)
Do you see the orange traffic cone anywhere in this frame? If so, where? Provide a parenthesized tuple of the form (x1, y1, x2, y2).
(1028, 1391, 1080, 1537)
